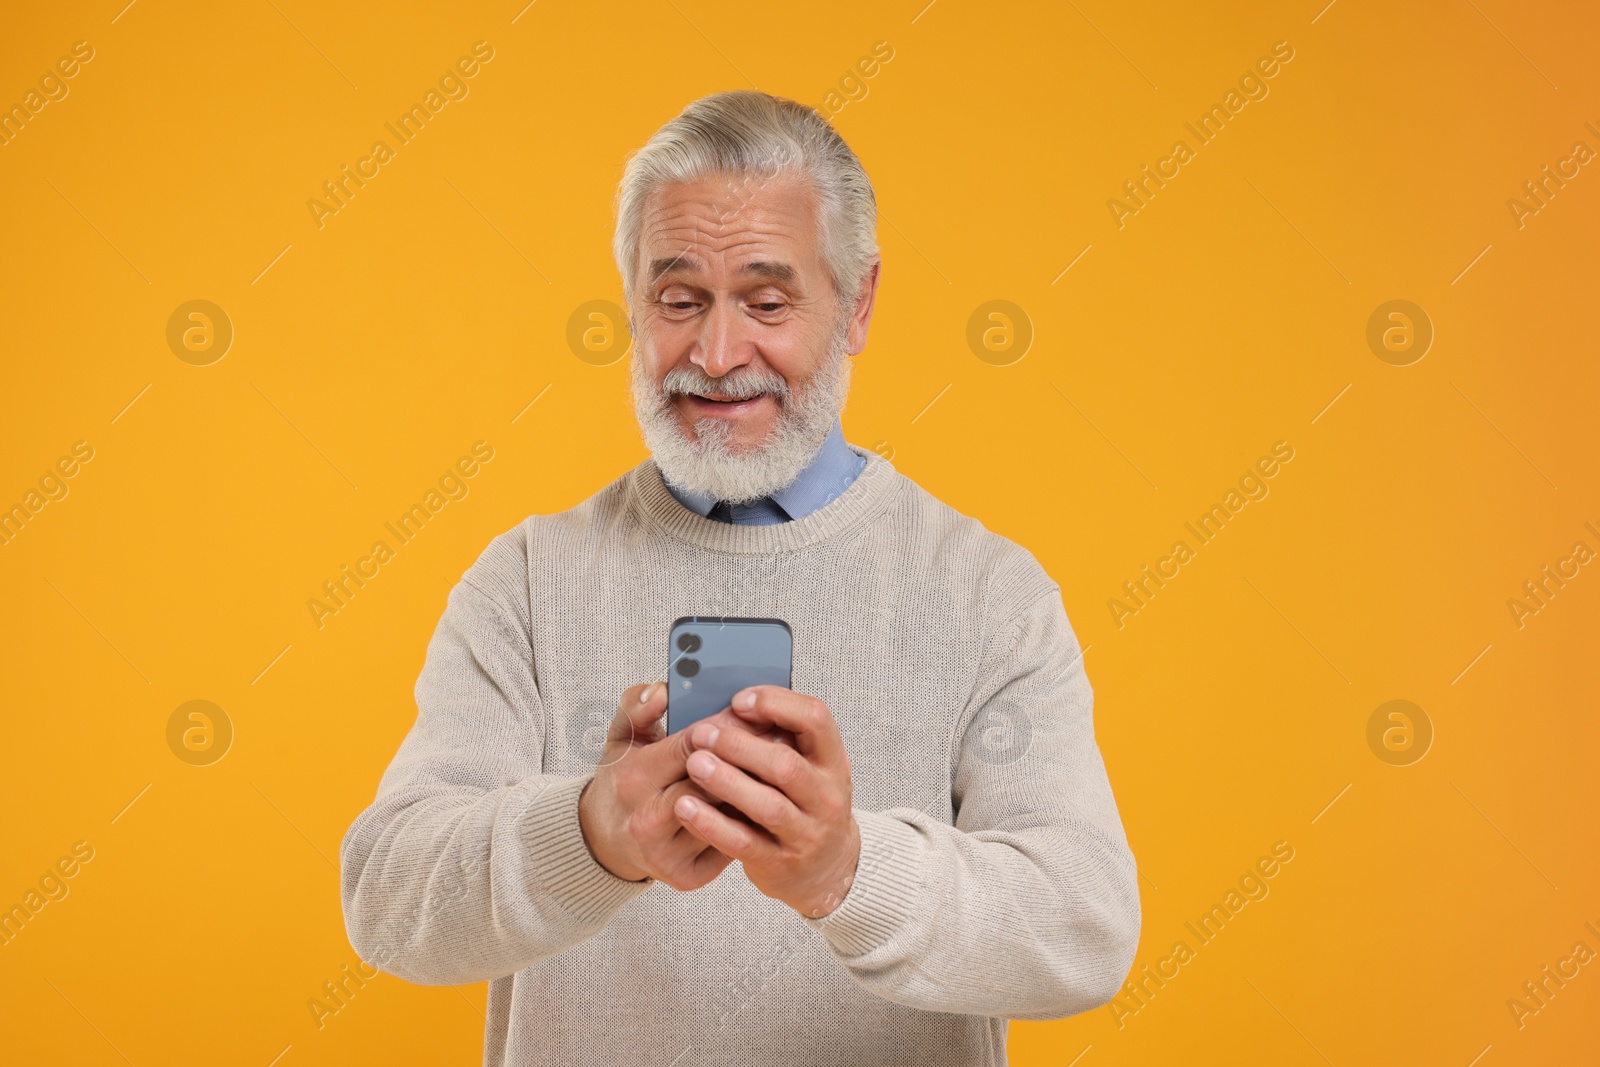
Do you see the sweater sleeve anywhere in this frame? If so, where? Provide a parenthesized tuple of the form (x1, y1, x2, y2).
(801, 581, 1141, 1019)
(339, 532, 653, 986)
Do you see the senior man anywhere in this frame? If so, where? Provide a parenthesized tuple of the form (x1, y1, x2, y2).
(341, 89, 1140, 1066)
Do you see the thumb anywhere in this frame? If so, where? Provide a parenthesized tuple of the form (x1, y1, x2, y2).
(609, 680, 667, 747)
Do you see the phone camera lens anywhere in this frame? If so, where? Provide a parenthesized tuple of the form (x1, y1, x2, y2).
(677, 657, 700, 677)
(677, 633, 701, 653)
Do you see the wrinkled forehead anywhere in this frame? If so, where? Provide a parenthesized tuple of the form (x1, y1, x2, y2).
(637, 172, 823, 283)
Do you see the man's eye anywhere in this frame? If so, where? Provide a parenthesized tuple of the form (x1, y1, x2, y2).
(751, 302, 784, 313)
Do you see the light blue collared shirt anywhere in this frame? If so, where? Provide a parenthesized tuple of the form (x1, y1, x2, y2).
(664, 418, 866, 525)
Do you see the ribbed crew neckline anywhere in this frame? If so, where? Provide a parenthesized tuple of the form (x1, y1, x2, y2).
(629, 443, 898, 554)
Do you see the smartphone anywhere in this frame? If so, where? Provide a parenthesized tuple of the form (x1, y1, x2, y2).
(666, 616, 792, 736)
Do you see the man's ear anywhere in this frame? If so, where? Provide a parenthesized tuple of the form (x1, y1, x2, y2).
(846, 258, 882, 357)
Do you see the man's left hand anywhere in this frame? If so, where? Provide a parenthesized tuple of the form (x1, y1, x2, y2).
(674, 686, 860, 919)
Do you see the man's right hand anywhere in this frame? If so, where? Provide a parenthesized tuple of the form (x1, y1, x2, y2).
(578, 681, 791, 890)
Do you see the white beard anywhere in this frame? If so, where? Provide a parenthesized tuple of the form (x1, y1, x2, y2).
(629, 315, 853, 506)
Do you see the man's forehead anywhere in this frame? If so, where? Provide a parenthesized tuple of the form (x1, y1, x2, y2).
(645, 253, 797, 286)
(638, 175, 818, 273)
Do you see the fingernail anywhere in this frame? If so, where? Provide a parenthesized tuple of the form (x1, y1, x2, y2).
(735, 690, 756, 710)
(676, 796, 699, 818)
(700, 724, 720, 748)
(687, 751, 715, 779)
(639, 682, 656, 704)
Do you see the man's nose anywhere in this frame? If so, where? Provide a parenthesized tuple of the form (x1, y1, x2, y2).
(691, 299, 752, 378)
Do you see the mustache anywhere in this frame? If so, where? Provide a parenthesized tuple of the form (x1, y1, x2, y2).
(658, 364, 793, 403)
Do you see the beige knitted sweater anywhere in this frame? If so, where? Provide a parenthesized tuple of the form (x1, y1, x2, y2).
(340, 443, 1140, 1066)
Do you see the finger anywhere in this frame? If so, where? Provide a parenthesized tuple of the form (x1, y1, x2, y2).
(629, 703, 793, 792)
(687, 720, 824, 813)
(726, 687, 846, 766)
(684, 747, 804, 835)
(642, 783, 736, 890)
(608, 681, 667, 747)
(687, 842, 735, 884)
(605, 682, 699, 782)
(656, 778, 726, 843)
(674, 792, 777, 862)
(691, 706, 797, 749)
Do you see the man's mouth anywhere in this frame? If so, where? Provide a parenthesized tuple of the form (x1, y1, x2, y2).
(680, 391, 774, 416)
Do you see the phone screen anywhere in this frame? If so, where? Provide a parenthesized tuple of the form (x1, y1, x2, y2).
(666, 616, 793, 736)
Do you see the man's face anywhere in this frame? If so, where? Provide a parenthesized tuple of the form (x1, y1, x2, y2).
(628, 171, 878, 503)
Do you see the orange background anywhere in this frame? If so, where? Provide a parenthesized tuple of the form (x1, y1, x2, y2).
(2, 1, 1596, 1064)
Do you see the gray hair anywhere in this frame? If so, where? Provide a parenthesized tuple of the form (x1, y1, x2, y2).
(612, 90, 879, 314)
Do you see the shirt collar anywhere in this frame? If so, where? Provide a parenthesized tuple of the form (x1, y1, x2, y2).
(663, 418, 861, 521)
